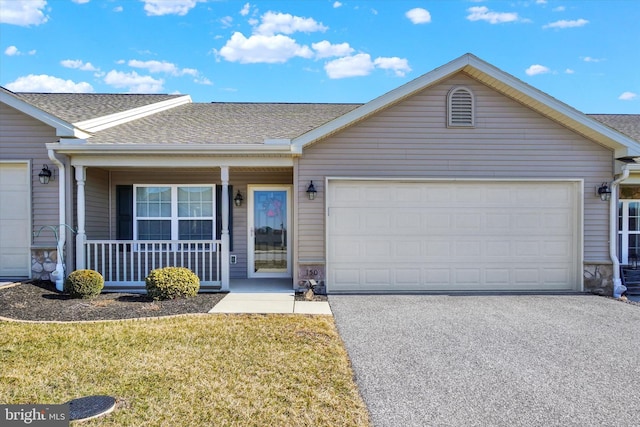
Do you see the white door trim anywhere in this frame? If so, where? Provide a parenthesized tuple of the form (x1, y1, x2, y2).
(247, 185, 292, 278)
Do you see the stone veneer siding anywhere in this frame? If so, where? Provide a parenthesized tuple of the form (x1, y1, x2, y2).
(31, 248, 59, 281)
(584, 263, 613, 295)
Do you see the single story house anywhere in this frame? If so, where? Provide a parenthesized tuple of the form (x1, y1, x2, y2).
(2, 53, 640, 296)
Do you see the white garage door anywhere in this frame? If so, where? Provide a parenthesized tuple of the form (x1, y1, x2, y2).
(0, 163, 31, 278)
(327, 180, 581, 292)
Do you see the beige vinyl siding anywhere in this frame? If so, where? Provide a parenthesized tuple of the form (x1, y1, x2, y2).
(109, 167, 292, 279)
(0, 103, 59, 247)
(85, 168, 110, 239)
(297, 73, 613, 264)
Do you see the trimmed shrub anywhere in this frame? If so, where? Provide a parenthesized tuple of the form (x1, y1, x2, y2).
(145, 267, 200, 300)
(64, 269, 104, 299)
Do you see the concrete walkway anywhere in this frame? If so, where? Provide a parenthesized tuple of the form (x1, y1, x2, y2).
(209, 292, 332, 314)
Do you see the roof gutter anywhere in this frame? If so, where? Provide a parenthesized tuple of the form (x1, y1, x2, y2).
(611, 165, 630, 298)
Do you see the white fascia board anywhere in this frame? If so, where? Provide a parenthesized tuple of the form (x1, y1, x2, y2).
(1, 90, 89, 138)
(46, 142, 294, 156)
(73, 95, 192, 132)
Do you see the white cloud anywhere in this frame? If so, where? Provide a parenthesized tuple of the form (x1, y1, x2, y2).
(525, 64, 550, 76)
(619, 92, 638, 101)
(113, 6, 123, 12)
(72, 0, 90, 4)
(333, 1, 342, 8)
(374, 57, 412, 77)
(535, 0, 547, 4)
(0, 0, 48, 26)
(141, 0, 203, 16)
(220, 16, 233, 28)
(61, 59, 99, 71)
(216, 32, 313, 64)
(127, 59, 198, 77)
(466, 6, 519, 24)
(104, 70, 164, 93)
(565, 68, 575, 74)
(195, 77, 213, 85)
(543, 18, 589, 29)
(553, 6, 566, 12)
(312, 41, 354, 59)
(325, 54, 375, 79)
(4, 46, 19, 56)
(583, 56, 604, 63)
(240, 3, 250, 16)
(406, 8, 431, 24)
(255, 11, 328, 36)
(5, 74, 94, 93)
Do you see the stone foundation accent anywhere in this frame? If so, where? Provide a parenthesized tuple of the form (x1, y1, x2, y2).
(584, 263, 613, 295)
(31, 248, 59, 281)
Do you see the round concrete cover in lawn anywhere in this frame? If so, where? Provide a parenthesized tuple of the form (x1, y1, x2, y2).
(67, 395, 116, 421)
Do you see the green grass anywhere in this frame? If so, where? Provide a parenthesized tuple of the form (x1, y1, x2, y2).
(0, 315, 370, 426)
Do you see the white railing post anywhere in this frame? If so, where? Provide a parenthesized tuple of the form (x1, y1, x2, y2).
(75, 166, 86, 270)
(221, 167, 230, 291)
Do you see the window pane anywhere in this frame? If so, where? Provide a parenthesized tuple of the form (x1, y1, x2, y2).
(137, 220, 171, 240)
(179, 220, 213, 240)
(136, 187, 171, 218)
(177, 186, 213, 218)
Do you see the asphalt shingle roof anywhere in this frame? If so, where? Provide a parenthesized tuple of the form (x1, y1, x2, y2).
(87, 102, 362, 144)
(588, 114, 640, 143)
(14, 92, 184, 123)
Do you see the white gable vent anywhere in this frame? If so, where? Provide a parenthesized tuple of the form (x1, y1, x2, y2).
(447, 86, 474, 127)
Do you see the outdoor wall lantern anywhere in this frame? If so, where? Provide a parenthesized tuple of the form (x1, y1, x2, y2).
(597, 182, 612, 202)
(38, 164, 53, 184)
(306, 181, 317, 200)
(234, 190, 244, 207)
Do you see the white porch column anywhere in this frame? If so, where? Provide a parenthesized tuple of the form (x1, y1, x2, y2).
(220, 166, 230, 291)
(75, 166, 86, 270)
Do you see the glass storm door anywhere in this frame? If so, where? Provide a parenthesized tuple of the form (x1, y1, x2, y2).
(248, 186, 291, 278)
(618, 200, 640, 265)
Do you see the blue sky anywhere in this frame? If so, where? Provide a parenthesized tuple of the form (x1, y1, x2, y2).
(1, 0, 639, 113)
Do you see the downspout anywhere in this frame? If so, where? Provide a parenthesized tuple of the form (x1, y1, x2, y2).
(48, 149, 66, 291)
(611, 165, 630, 298)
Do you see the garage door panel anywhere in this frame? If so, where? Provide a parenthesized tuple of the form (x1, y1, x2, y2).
(327, 180, 580, 292)
(0, 163, 30, 278)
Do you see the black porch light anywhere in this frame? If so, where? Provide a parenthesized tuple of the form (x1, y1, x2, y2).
(234, 190, 244, 207)
(38, 164, 52, 184)
(306, 181, 317, 200)
(597, 182, 611, 202)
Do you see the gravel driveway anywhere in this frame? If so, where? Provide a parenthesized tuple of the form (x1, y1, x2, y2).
(329, 295, 640, 427)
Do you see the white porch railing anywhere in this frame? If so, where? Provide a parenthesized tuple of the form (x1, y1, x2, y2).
(85, 240, 222, 288)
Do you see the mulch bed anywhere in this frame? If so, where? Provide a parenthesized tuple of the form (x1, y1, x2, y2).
(0, 280, 226, 322)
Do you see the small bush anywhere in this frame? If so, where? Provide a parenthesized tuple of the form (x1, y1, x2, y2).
(64, 269, 104, 299)
(145, 267, 200, 300)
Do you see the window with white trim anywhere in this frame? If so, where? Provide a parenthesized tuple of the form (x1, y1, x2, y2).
(447, 86, 475, 127)
(134, 185, 215, 242)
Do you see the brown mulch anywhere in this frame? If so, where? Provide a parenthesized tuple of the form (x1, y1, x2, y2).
(0, 280, 226, 322)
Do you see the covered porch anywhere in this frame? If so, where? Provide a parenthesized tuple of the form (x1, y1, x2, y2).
(50, 144, 297, 292)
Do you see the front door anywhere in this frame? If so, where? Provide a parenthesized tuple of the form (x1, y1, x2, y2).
(248, 186, 291, 278)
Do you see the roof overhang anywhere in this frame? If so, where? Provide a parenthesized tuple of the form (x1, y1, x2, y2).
(1, 88, 91, 138)
(291, 53, 640, 158)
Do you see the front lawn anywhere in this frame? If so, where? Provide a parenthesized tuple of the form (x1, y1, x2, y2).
(0, 315, 370, 426)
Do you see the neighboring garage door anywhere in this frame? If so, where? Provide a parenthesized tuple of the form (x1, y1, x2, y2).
(0, 163, 31, 278)
(327, 180, 581, 292)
